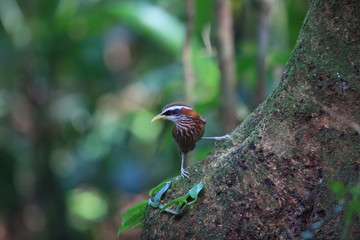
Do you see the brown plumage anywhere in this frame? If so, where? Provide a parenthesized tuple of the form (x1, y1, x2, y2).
(152, 102, 230, 178)
(167, 103, 206, 154)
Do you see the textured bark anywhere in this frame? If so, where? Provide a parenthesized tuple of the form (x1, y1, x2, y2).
(142, 0, 360, 239)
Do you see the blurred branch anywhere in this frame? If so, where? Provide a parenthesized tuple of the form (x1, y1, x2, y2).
(201, 24, 215, 57)
(256, 0, 271, 105)
(216, 0, 237, 132)
(182, 0, 195, 106)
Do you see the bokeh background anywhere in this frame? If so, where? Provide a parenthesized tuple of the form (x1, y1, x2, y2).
(0, 0, 307, 239)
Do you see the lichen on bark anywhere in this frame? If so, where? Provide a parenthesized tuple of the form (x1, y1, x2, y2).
(142, 0, 360, 239)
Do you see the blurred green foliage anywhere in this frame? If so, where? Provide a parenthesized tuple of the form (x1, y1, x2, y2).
(330, 181, 360, 240)
(301, 181, 360, 240)
(0, 0, 307, 239)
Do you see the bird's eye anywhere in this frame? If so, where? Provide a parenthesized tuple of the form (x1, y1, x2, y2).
(163, 109, 181, 116)
(163, 110, 173, 116)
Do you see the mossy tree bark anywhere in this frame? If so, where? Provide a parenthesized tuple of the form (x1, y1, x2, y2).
(142, 0, 360, 239)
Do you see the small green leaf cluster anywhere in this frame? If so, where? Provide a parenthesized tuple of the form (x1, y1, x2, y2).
(117, 200, 148, 236)
(159, 182, 204, 215)
(117, 179, 204, 237)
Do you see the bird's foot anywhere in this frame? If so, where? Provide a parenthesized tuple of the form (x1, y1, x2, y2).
(181, 168, 189, 179)
(202, 134, 232, 141)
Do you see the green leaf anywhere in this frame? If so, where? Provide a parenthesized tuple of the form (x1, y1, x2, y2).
(148, 199, 156, 208)
(188, 182, 204, 199)
(330, 181, 346, 199)
(106, 1, 184, 55)
(153, 181, 171, 203)
(157, 205, 178, 215)
(148, 179, 172, 197)
(348, 199, 360, 214)
(160, 196, 188, 214)
(149, 181, 172, 208)
(349, 184, 360, 199)
(159, 182, 205, 214)
(121, 200, 147, 224)
(117, 200, 147, 236)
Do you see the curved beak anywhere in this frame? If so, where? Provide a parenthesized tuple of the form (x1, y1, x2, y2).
(151, 114, 165, 122)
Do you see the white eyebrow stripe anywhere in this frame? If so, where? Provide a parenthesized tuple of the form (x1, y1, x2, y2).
(162, 105, 192, 112)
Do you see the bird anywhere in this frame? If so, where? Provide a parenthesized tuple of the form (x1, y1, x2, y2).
(151, 102, 230, 178)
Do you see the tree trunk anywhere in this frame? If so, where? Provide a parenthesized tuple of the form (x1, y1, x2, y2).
(142, 0, 360, 239)
(216, 0, 238, 132)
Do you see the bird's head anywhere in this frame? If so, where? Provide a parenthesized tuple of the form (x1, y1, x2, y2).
(151, 102, 206, 124)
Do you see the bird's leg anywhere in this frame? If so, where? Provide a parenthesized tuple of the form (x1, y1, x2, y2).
(201, 134, 231, 141)
(180, 152, 189, 179)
